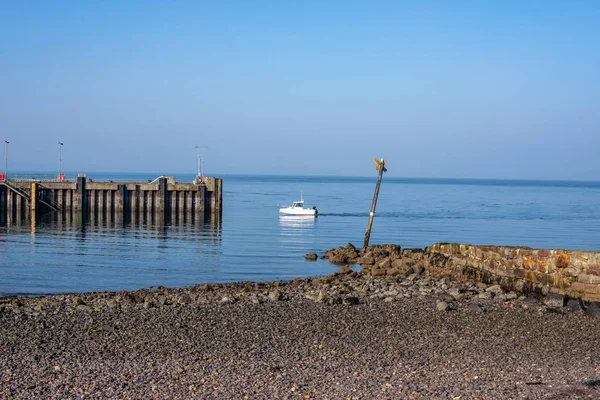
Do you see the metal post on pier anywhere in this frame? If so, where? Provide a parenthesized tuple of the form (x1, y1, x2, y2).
(363, 158, 387, 250)
(4, 140, 9, 180)
(58, 141, 64, 180)
(194, 145, 208, 181)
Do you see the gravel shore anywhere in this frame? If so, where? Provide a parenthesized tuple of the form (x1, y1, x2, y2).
(2, 270, 600, 399)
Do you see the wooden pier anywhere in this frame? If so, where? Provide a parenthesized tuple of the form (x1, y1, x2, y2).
(0, 175, 222, 225)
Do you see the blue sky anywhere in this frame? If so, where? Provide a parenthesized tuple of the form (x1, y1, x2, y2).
(1, 1, 599, 179)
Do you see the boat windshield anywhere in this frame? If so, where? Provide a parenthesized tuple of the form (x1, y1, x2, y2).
(292, 201, 304, 208)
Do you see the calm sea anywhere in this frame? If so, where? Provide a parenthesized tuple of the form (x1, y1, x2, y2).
(1, 173, 599, 296)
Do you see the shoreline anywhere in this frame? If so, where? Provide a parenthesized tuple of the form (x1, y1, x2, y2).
(2, 258, 600, 399)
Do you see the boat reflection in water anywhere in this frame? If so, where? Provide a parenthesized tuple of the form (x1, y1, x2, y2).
(279, 215, 317, 228)
(279, 215, 318, 250)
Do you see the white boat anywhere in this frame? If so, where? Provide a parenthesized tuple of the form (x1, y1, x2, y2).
(279, 195, 318, 217)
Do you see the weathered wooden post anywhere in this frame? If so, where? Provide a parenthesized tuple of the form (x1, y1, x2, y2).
(363, 158, 387, 250)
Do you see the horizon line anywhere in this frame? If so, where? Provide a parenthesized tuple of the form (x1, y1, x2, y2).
(6, 170, 600, 184)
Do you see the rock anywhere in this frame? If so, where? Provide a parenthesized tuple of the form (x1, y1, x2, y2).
(220, 296, 233, 303)
(178, 293, 192, 305)
(378, 258, 392, 269)
(477, 292, 493, 300)
(446, 288, 463, 300)
(76, 305, 91, 312)
(521, 297, 541, 310)
(566, 299, 584, 312)
(268, 290, 282, 302)
(442, 294, 455, 303)
(436, 301, 449, 312)
(158, 296, 168, 306)
(357, 257, 376, 266)
(328, 297, 343, 305)
(316, 291, 327, 303)
(467, 303, 485, 313)
(343, 296, 360, 305)
(304, 253, 318, 261)
(543, 293, 565, 309)
(346, 242, 357, 251)
(485, 285, 504, 295)
(329, 253, 348, 264)
(133, 293, 145, 304)
(584, 302, 600, 318)
(371, 268, 386, 277)
(505, 292, 518, 300)
(346, 250, 360, 260)
(494, 293, 508, 302)
(338, 267, 353, 275)
(412, 264, 425, 275)
(386, 268, 401, 276)
(106, 299, 119, 309)
(117, 294, 134, 305)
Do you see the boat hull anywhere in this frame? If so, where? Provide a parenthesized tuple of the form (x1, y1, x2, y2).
(279, 208, 317, 217)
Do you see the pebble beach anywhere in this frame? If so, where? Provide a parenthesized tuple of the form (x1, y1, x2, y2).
(2, 262, 600, 399)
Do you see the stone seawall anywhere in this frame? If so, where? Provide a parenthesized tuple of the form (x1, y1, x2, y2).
(427, 244, 600, 301)
(324, 243, 600, 302)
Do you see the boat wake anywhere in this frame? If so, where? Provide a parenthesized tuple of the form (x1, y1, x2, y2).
(318, 212, 367, 218)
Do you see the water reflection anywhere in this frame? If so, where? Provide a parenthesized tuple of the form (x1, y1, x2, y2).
(0, 212, 223, 296)
(279, 215, 318, 249)
(279, 215, 317, 228)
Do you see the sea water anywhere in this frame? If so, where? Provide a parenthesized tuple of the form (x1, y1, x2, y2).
(1, 174, 599, 296)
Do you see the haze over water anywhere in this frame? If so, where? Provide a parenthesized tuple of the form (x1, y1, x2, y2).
(1, 173, 599, 296)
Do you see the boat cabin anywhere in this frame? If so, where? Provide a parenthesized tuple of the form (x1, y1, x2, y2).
(291, 201, 305, 208)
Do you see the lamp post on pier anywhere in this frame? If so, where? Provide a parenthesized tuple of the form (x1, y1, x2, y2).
(58, 141, 64, 181)
(194, 145, 208, 181)
(4, 140, 8, 181)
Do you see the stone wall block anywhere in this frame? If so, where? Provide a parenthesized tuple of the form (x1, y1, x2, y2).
(536, 260, 548, 273)
(474, 248, 483, 260)
(577, 274, 600, 285)
(467, 247, 476, 258)
(533, 272, 553, 286)
(570, 258, 587, 271)
(587, 264, 600, 275)
(556, 253, 570, 268)
(571, 282, 600, 295)
(513, 258, 523, 270)
(572, 251, 589, 262)
(554, 270, 560, 287)
(513, 268, 527, 279)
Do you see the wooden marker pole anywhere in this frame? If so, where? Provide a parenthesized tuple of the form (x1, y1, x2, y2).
(363, 158, 387, 250)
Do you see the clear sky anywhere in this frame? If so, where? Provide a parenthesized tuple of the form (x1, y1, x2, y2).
(1, 1, 599, 179)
